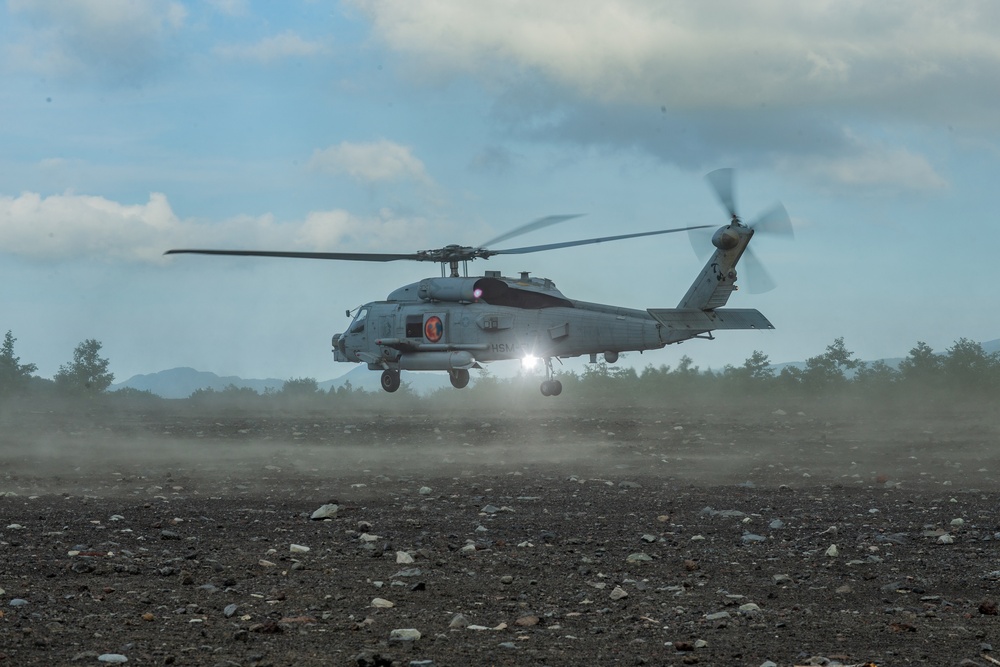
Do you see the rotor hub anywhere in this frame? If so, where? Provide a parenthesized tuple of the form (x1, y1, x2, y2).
(712, 226, 742, 251)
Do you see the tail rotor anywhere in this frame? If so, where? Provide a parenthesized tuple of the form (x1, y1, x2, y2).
(701, 168, 793, 293)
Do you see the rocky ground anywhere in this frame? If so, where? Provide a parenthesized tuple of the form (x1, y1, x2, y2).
(2, 396, 1000, 666)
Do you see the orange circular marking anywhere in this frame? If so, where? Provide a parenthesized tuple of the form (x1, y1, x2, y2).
(424, 316, 443, 342)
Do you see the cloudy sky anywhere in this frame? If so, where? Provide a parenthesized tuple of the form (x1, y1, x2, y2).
(3, 0, 999, 384)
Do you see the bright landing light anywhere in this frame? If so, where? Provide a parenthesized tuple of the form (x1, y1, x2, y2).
(522, 354, 540, 369)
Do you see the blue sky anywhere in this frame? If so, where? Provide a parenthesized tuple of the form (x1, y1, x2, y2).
(2, 0, 999, 383)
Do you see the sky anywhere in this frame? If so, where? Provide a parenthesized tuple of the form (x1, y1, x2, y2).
(2, 0, 1000, 384)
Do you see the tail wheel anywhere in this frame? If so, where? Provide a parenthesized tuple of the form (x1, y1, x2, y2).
(450, 369, 470, 389)
(380, 370, 401, 393)
(540, 379, 562, 396)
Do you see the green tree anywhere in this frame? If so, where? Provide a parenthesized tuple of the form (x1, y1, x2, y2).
(941, 338, 997, 393)
(897, 341, 941, 388)
(54, 339, 114, 395)
(853, 359, 899, 394)
(723, 350, 774, 384)
(799, 337, 859, 392)
(281, 377, 320, 397)
(0, 330, 38, 397)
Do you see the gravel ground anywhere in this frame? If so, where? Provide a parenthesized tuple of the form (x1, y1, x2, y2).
(2, 397, 999, 666)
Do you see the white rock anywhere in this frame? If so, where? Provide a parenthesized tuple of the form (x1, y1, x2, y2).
(290, 544, 310, 553)
(310, 504, 339, 520)
(418, 486, 432, 495)
(389, 628, 421, 641)
(371, 597, 394, 608)
(950, 518, 965, 527)
(825, 544, 839, 557)
(938, 533, 955, 544)
(609, 586, 629, 600)
(626, 552, 653, 563)
(98, 655, 128, 664)
(396, 551, 414, 564)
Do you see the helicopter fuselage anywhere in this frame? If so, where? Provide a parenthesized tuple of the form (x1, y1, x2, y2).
(332, 266, 772, 389)
(333, 275, 666, 370)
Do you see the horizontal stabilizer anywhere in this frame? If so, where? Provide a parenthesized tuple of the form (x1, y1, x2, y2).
(647, 308, 774, 332)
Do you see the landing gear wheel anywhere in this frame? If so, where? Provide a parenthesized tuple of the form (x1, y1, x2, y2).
(380, 369, 401, 393)
(541, 379, 562, 396)
(450, 369, 470, 389)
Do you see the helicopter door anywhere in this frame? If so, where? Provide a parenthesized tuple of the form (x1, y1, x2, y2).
(377, 311, 395, 340)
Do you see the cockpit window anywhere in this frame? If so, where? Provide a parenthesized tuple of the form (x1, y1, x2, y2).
(349, 307, 368, 333)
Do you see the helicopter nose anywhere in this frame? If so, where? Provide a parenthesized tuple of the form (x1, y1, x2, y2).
(331, 333, 348, 360)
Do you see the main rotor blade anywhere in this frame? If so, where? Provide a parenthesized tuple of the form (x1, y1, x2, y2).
(164, 249, 421, 262)
(749, 202, 793, 238)
(688, 226, 715, 261)
(487, 225, 714, 256)
(705, 168, 737, 218)
(478, 214, 584, 249)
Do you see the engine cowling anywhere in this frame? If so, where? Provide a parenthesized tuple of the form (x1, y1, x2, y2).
(417, 278, 481, 303)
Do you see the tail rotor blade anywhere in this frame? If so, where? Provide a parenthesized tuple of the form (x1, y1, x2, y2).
(750, 203, 793, 238)
(741, 246, 776, 294)
(705, 168, 737, 219)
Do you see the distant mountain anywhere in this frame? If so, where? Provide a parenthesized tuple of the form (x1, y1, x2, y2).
(112, 365, 452, 399)
(111, 367, 286, 399)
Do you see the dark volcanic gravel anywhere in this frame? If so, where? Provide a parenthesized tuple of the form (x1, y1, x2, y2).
(2, 398, 999, 666)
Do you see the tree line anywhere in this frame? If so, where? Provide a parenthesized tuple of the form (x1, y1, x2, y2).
(1, 332, 113, 399)
(2, 331, 997, 405)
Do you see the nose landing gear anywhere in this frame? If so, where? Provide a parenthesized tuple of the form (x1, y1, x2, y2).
(380, 369, 401, 393)
(449, 368, 471, 389)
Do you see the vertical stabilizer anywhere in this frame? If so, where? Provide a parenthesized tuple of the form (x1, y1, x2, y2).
(677, 223, 753, 310)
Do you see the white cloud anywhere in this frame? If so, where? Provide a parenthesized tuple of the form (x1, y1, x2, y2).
(214, 30, 329, 63)
(794, 146, 948, 193)
(345, 1, 995, 190)
(348, 0, 1000, 121)
(308, 140, 433, 185)
(6, 0, 187, 83)
(0, 191, 424, 264)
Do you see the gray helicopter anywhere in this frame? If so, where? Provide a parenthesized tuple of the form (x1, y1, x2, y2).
(166, 169, 792, 396)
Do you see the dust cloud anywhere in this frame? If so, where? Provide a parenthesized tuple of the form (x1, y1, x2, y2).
(2, 391, 998, 498)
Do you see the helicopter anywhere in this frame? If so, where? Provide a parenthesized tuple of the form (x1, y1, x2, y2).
(166, 169, 792, 396)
